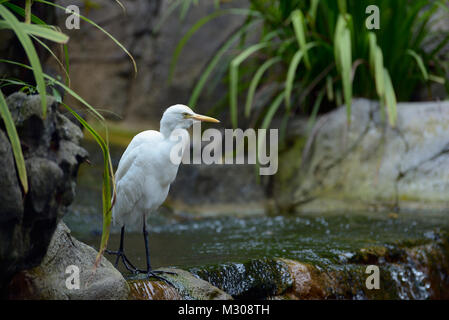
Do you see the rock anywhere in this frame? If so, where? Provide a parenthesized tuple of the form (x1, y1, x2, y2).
(183, 233, 449, 300)
(190, 259, 292, 299)
(0, 92, 88, 295)
(128, 268, 232, 300)
(279, 259, 327, 299)
(168, 163, 268, 216)
(274, 99, 449, 212)
(0, 130, 24, 221)
(8, 222, 129, 300)
(128, 280, 183, 300)
(52, 0, 249, 124)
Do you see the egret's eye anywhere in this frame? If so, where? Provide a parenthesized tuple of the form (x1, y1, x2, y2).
(182, 112, 190, 118)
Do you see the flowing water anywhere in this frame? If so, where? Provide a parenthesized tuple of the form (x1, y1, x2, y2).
(64, 141, 449, 298)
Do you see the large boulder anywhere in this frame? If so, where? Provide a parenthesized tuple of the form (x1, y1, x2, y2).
(128, 268, 232, 300)
(0, 92, 88, 295)
(275, 99, 449, 213)
(53, 0, 249, 124)
(8, 222, 129, 300)
(168, 163, 267, 216)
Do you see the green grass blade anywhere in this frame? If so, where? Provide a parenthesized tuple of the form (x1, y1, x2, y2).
(326, 75, 334, 101)
(153, 0, 184, 33)
(61, 102, 113, 267)
(189, 20, 258, 108)
(383, 69, 397, 126)
(229, 41, 271, 128)
(1, 59, 105, 121)
(368, 32, 376, 72)
(334, 14, 352, 123)
(307, 89, 325, 134)
(406, 49, 429, 81)
(374, 47, 385, 96)
(285, 42, 319, 110)
(30, 34, 70, 83)
(0, 21, 69, 43)
(245, 56, 281, 117)
(255, 91, 285, 175)
(0, 4, 47, 117)
(335, 89, 342, 107)
(0, 90, 28, 194)
(308, 0, 320, 27)
(179, 0, 192, 21)
(285, 50, 303, 111)
(428, 74, 445, 84)
(337, 0, 347, 14)
(170, 8, 260, 81)
(35, 0, 137, 75)
(3, 2, 46, 25)
(291, 9, 310, 69)
(261, 91, 285, 131)
(63, 44, 70, 86)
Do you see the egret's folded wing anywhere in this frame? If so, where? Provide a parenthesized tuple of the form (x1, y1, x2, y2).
(112, 157, 145, 226)
(115, 130, 162, 181)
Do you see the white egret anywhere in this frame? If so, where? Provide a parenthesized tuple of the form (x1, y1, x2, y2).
(106, 105, 219, 281)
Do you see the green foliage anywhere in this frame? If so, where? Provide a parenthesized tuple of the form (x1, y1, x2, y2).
(0, 0, 132, 267)
(173, 0, 449, 129)
(0, 90, 28, 193)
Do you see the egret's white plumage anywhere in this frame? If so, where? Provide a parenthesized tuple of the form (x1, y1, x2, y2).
(112, 104, 219, 229)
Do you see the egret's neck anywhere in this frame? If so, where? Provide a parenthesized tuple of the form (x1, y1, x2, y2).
(160, 121, 189, 141)
(160, 119, 176, 138)
(160, 125, 172, 138)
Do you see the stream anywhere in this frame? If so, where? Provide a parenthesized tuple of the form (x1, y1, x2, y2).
(64, 140, 449, 299)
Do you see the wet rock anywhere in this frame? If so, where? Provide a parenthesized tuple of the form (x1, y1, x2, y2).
(190, 259, 292, 299)
(8, 222, 129, 300)
(127, 268, 232, 300)
(128, 280, 183, 300)
(274, 99, 449, 212)
(279, 259, 327, 299)
(0, 92, 88, 295)
(277, 232, 449, 299)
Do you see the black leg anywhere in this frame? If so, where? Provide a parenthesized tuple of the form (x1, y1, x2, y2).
(143, 219, 152, 272)
(106, 226, 139, 273)
(115, 226, 125, 266)
(141, 218, 177, 286)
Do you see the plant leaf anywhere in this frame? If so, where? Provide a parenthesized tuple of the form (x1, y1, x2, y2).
(383, 69, 397, 126)
(0, 4, 47, 116)
(229, 41, 271, 128)
(0, 90, 28, 194)
(406, 49, 429, 81)
(285, 42, 319, 110)
(334, 14, 352, 123)
(61, 103, 113, 268)
(35, 0, 137, 75)
(291, 9, 310, 69)
(245, 56, 281, 117)
(170, 8, 260, 81)
(189, 20, 258, 108)
(0, 21, 69, 43)
(3, 2, 46, 25)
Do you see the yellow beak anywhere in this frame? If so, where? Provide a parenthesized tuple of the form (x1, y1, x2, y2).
(189, 114, 220, 123)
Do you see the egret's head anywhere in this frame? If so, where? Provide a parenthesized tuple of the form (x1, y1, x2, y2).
(160, 104, 219, 135)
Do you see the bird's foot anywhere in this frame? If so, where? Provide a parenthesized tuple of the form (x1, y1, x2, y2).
(105, 249, 139, 273)
(138, 269, 177, 287)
